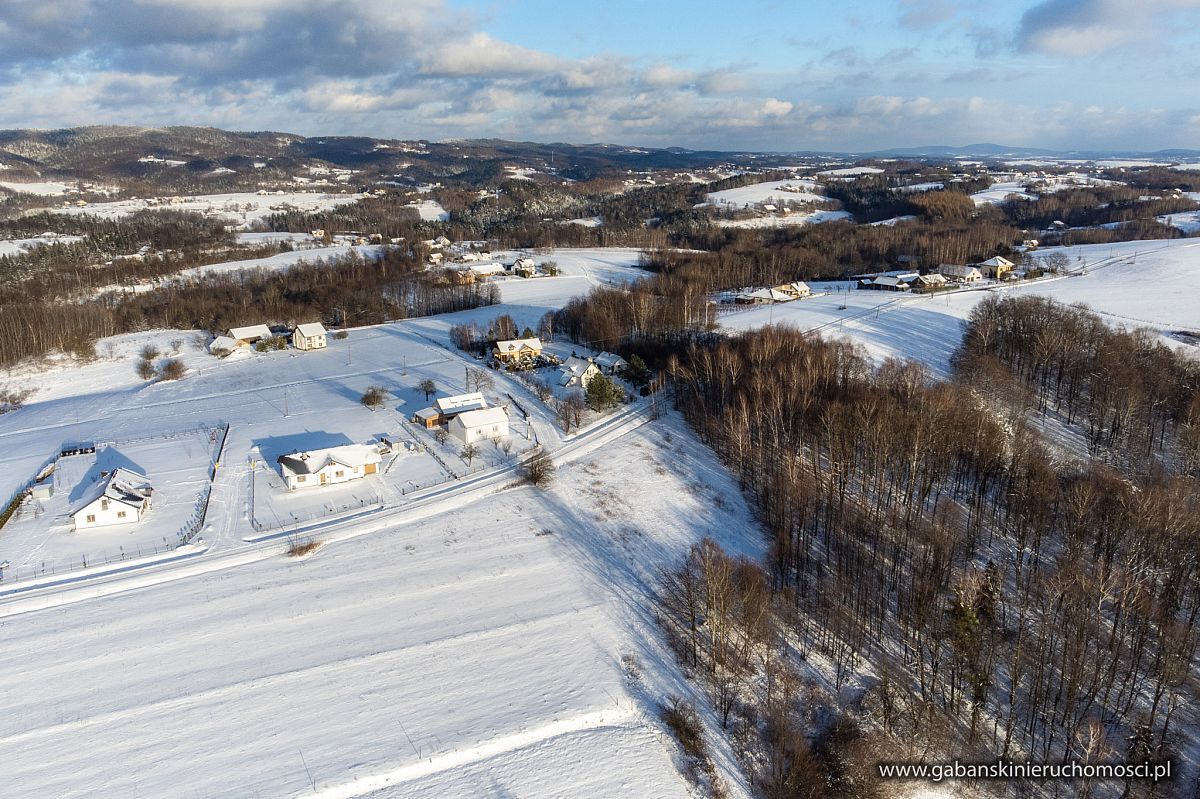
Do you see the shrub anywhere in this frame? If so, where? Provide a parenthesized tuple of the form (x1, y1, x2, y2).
(333, 330, 349, 340)
(360, 385, 388, 409)
(157, 358, 186, 381)
(139, 344, 160, 361)
(286, 537, 320, 557)
(136, 358, 157, 380)
(519, 450, 555, 487)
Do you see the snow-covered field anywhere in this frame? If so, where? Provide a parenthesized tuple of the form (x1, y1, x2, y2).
(971, 181, 1036, 204)
(1158, 210, 1200, 233)
(175, 244, 389, 280)
(0, 238, 758, 796)
(721, 238, 1200, 373)
(410, 199, 449, 222)
(0, 416, 760, 797)
(0, 234, 83, 256)
(817, 166, 883, 177)
(704, 178, 824, 208)
(0, 180, 76, 196)
(716, 209, 851, 228)
(47, 191, 364, 226)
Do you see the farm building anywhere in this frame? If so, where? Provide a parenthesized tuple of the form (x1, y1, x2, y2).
(736, 287, 791, 304)
(208, 335, 238, 355)
(466, 262, 505, 279)
(493, 337, 543, 364)
(938, 264, 983, 283)
(276, 444, 382, 490)
(560, 356, 600, 389)
(227, 324, 274, 347)
(292, 322, 327, 351)
(71, 468, 153, 530)
(448, 407, 510, 444)
(910, 273, 948, 290)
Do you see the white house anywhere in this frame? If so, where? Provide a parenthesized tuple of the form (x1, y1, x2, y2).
(71, 468, 153, 530)
(292, 322, 327, 351)
(276, 444, 382, 490)
(448, 406, 510, 444)
(594, 352, 628, 376)
(512, 257, 537, 277)
(560, 356, 601, 389)
(938, 264, 983, 283)
(227, 324, 274, 347)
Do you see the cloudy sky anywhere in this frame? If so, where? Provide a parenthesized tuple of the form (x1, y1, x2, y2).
(2, 0, 1198, 151)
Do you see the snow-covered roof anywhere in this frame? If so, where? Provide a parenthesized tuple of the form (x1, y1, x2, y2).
(209, 335, 237, 352)
(494, 337, 542, 354)
(228, 324, 273, 342)
(276, 444, 381, 476)
(560, 356, 598, 385)
(72, 468, 152, 515)
(467, 262, 505, 276)
(778, 281, 811, 294)
(294, 322, 327, 338)
(450, 407, 508, 429)
(594, 352, 627, 370)
(938, 264, 982, 278)
(977, 256, 1015, 268)
(435, 392, 488, 414)
(739, 287, 791, 302)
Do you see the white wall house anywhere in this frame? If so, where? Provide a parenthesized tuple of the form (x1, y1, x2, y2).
(71, 468, 153, 530)
(448, 407, 509, 444)
(560, 356, 601, 389)
(292, 322, 327, 351)
(276, 444, 382, 490)
(435, 392, 489, 418)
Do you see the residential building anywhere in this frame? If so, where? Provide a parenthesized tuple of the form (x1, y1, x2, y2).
(448, 406, 510, 444)
(594, 352, 629, 376)
(276, 444, 382, 490)
(938, 264, 983, 283)
(72, 468, 153, 530)
(560, 356, 601, 389)
(292, 322, 327, 351)
(227, 324, 274, 347)
(976, 256, 1015, 280)
(493, 337, 543, 364)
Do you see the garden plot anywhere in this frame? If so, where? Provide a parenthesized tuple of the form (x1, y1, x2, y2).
(0, 428, 218, 577)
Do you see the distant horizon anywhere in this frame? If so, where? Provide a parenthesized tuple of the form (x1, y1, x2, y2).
(2, 124, 1199, 161)
(1, 1, 1197, 153)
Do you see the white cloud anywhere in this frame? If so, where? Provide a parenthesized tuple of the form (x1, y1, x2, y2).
(1016, 0, 1200, 56)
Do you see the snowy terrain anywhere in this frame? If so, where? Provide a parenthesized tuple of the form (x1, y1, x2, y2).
(971, 181, 1036, 204)
(409, 199, 449, 222)
(0, 238, 760, 795)
(47, 191, 364, 227)
(716, 209, 851, 228)
(0, 180, 76, 196)
(704, 178, 825, 208)
(0, 235, 83, 256)
(720, 238, 1200, 374)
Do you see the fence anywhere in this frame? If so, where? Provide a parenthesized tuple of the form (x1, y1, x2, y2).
(0, 422, 230, 587)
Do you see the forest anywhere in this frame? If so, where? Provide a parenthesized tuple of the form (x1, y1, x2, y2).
(643, 305, 1200, 797)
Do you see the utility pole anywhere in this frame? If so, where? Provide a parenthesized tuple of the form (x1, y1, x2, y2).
(283, 386, 289, 417)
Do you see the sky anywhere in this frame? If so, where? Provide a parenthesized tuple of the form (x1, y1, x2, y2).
(1, 0, 1198, 152)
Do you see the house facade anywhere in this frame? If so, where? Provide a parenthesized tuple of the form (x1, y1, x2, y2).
(938, 264, 983, 283)
(72, 468, 153, 530)
(976, 256, 1015, 280)
(448, 407, 510, 444)
(560, 356, 601, 388)
(276, 444, 382, 490)
(493, 337, 543, 364)
(292, 322, 327, 351)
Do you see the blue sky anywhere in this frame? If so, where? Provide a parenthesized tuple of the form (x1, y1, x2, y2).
(1, 0, 1198, 151)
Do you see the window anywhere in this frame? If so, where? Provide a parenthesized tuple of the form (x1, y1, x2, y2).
(100, 499, 109, 511)
(86, 514, 96, 523)
(297, 475, 306, 483)
(117, 511, 127, 519)
(335, 470, 345, 478)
